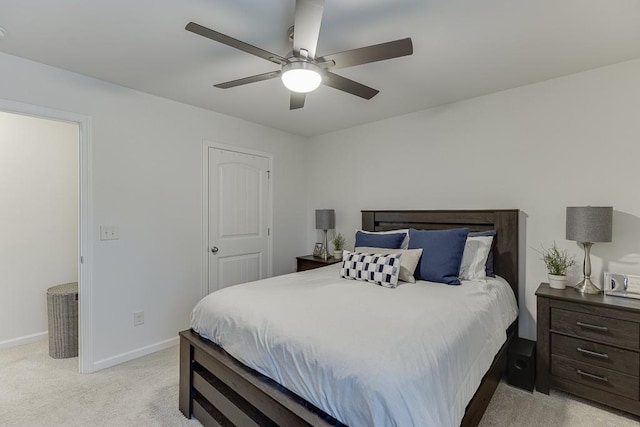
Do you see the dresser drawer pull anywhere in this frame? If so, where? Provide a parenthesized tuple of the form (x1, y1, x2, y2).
(576, 321, 608, 332)
(576, 369, 609, 382)
(576, 347, 609, 359)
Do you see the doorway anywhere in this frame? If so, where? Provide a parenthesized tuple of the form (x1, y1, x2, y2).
(0, 99, 92, 373)
(203, 141, 273, 295)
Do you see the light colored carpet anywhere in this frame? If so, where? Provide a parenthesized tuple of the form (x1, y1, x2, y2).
(1, 340, 638, 426)
(481, 379, 639, 427)
(0, 340, 201, 427)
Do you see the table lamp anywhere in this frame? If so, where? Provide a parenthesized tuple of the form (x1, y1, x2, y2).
(566, 206, 613, 294)
(315, 209, 335, 260)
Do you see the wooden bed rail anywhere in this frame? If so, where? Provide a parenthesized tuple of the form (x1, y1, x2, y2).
(180, 329, 344, 426)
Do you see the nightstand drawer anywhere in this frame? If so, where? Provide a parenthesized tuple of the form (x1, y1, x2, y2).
(551, 308, 639, 349)
(551, 334, 640, 376)
(297, 260, 321, 271)
(552, 355, 639, 400)
(296, 255, 342, 272)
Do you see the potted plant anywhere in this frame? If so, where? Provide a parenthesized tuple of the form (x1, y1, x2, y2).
(539, 242, 575, 289)
(331, 233, 346, 259)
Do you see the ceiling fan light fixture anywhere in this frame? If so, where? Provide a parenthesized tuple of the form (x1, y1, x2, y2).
(281, 60, 322, 93)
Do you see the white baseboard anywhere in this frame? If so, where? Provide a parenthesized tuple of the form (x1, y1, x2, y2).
(0, 331, 48, 350)
(91, 336, 179, 372)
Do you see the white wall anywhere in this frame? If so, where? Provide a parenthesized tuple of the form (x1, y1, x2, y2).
(0, 52, 308, 369)
(0, 111, 78, 348)
(306, 59, 640, 340)
(3, 48, 638, 365)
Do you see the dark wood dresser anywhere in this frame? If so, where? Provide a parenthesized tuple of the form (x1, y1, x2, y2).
(536, 283, 640, 416)
(296, 255, 342, 272)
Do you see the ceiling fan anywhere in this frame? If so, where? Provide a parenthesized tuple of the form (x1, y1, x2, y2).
(186, 0, 413, 110)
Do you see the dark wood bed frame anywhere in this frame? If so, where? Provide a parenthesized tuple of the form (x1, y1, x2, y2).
(180, 209, 520, 427)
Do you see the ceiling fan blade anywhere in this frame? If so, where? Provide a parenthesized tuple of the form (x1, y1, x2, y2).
(186, 22, 286, 65)
(319, 38, 413, 69)
(290, 93, 306, 110)
(293, 0, 325, 59)
(214, 70, 282, 89)
(323, 72, 379, 100)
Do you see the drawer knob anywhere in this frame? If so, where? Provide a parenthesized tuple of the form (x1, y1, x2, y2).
(576, 347, 609, 359)
(576, 321, 608, 332)
(576, 369, 609, 382)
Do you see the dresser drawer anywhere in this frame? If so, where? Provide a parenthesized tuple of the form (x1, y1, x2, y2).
(551, 334, 640, 376)
(551, 308, 639, 349)
(552, 355, 639, 400)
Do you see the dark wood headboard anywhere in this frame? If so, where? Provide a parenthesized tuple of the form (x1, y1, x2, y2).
(362, 210, 519, 302)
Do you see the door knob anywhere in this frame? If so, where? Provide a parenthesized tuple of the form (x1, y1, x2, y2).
(211, 246, 219, 254)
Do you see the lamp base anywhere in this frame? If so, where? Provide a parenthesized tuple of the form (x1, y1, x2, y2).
(574, 277, 602, 294)
(322, 229, 329, 261)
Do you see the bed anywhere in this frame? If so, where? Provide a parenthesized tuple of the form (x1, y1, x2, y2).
(179, 209, 520, 426)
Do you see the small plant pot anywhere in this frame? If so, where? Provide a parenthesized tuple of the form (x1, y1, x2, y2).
(548, 274, 568, 290)
(333, 250, 344, 260)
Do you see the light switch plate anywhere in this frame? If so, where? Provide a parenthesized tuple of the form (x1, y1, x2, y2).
(100, 225, 119, 240)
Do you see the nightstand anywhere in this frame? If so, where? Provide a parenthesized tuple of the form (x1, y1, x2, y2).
(296, 255, 342, 272)
(536, 282, 640, 416)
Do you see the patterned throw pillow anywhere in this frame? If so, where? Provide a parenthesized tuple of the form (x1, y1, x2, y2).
(340, 251, 402, 288)
(355, 247, 423, 283)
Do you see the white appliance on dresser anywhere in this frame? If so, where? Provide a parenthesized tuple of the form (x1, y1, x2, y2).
(605, 272, 640, 300)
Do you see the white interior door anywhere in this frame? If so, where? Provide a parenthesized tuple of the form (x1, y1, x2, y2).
(208, 147, 270, 293)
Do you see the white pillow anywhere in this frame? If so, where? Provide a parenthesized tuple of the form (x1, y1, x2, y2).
(355, 247, 423, 283)
(340, 251, 402, 288)
(459, 236, 493, 281)
(356, 229, 410, 249)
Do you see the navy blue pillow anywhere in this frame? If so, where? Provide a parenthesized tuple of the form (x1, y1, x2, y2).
(354, 231, 405, 249)
(408, 228, 470, 285)
(469, 230, 497, 278)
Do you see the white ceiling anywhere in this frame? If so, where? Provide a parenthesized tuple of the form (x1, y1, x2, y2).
(1, 0, 639, 137)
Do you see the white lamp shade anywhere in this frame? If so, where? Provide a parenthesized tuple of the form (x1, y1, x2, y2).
(281, 61, 322, 93)
(566, 206, 613, 243)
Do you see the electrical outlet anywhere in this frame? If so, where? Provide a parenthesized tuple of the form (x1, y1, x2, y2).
(100, 225, 119, 240)
(133, 311, 144, 326)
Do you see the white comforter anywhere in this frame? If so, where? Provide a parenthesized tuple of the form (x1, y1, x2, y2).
(191, 264, 518, 427)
